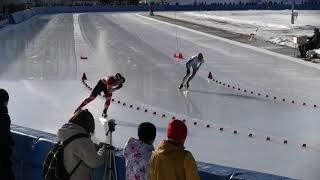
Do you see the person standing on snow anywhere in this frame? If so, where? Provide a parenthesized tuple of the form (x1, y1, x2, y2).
(0, 89, 15, 180)
(75, 73, 125, 118)
(178, 53, 204, 90)
(298, 28, 320, 58)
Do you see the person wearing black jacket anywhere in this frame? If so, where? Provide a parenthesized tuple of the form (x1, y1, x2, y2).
(299, 28, 320, 58)
(0, 89, 15, 180)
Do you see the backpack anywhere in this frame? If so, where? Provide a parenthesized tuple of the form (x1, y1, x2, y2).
(43, 133, 88, 180)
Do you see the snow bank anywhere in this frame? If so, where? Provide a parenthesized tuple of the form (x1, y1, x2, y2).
(158, 10, 320, 48)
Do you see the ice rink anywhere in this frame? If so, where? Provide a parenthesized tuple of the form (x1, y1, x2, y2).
(1, 12, 320, 179)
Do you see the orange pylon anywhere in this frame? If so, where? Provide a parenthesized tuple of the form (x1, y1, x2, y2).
(80, 52, 88, 60)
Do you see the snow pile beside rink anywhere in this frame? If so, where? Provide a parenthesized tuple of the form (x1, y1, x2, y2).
(269, 37, 293, 47)
(158, 10, 320, 48)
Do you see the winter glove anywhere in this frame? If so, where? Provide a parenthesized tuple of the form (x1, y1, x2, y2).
(97, 145, 107, 155)
(115, 83, 123, 90)
(111, 84, 123, 92)
(98, 142, 109, 148)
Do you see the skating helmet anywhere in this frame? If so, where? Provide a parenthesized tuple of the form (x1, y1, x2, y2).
(198, 53, 203, 60)
(115, 73, 125, 83)
(115, 73, 122, 79)
(197, 53, 204, 63)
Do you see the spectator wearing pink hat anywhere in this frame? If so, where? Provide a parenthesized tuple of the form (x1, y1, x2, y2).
(148, 119, 200, 180)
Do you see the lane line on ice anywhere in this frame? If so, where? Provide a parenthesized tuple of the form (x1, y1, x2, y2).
(73, 14, 88, 61)
(135, 14, 320, 71)
(206, 72, 319, 108)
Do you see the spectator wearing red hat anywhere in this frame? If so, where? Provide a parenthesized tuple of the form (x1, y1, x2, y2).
(148, 119, 200, 180)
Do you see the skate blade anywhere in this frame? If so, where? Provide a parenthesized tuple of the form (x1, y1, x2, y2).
(183, 90, 188, 96)
(178, 85, 184, 90)
(99, 117, 107, 125)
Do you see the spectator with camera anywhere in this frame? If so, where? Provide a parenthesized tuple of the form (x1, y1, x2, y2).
(56, 109, 108, 180)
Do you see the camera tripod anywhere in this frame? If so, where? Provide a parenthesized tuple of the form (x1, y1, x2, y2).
(103, 119, 118, 180)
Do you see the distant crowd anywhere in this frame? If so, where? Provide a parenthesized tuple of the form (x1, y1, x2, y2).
(0, 88, 200, 180)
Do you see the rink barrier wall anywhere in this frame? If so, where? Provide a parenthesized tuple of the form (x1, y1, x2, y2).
(11, 124, 292, 180)
(8, 4, 320, 24)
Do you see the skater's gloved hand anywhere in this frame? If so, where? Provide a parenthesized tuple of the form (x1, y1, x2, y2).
(114, 83, 123, 90)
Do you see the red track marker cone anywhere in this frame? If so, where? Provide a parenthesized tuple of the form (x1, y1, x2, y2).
(82, 73, 87, 81)
(178, 52, 184, 59)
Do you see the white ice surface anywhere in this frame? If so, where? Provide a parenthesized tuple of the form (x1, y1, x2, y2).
(2, 12, 320, 179)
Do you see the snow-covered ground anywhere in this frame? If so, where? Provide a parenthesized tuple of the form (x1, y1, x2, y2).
(157, 10, 320, 50)
(151, 0, 295, 5)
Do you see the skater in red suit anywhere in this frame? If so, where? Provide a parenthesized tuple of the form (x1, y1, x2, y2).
(76, 73, 125, 118)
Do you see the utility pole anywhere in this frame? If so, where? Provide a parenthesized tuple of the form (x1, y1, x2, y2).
(291, 0, 295, 24)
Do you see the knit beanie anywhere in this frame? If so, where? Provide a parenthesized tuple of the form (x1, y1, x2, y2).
(167, 119, 187, 141)
(138, 122, 156, 143)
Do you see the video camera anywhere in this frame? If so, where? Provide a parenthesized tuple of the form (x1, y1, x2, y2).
(106, 119, 116, 135)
